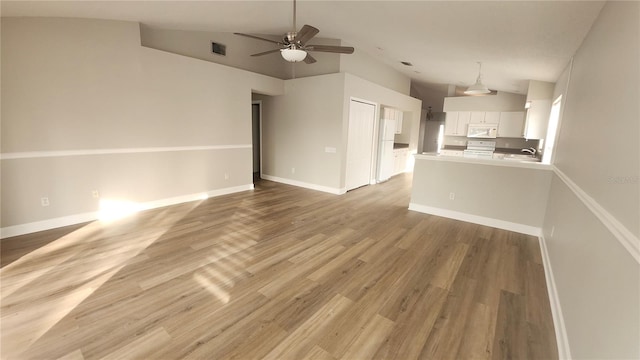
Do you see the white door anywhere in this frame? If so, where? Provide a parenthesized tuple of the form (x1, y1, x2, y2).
(345, 100, 376, 191)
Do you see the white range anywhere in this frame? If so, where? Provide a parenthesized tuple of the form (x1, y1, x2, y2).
(463, 140, 496, 159)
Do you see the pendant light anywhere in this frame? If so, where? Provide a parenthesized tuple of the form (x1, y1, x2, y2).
(464, 62, 491, 95)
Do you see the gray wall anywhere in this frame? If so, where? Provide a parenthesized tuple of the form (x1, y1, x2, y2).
(140, 26, 412, 96)
(543, 175, 639, 359)
(259, 72, 421, 193)
(260, 73, 346, 191)
(552, 2, 639, 238)
(410, 158, 552, 233)
(140, 25, 342, 81)
(541, 1, 640, 358)
(1, 17, 283, 235)
(443, 91, 526, 112)
(339, 41, 411, 96)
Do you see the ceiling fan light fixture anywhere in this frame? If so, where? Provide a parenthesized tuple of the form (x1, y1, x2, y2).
(281, 48, 307, 62)
(464, 62, 491, 95)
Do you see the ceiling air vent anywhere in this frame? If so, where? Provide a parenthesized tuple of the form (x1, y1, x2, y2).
(211, 42, 226, 56)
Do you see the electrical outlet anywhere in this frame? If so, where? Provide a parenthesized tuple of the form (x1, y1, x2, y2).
(291, 167, 295, 174)
(41, 197, 50, 207)
(92, 190, 100, 198)
(224, 173, 229, 180)
(449, 192, 455, 200)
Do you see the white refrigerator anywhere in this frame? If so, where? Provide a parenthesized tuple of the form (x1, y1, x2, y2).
(377, 118, 396, 181)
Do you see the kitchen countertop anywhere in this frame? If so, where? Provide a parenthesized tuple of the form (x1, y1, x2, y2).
(416, 152, 552, 170)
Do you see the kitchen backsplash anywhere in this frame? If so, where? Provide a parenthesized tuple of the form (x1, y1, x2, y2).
(444, 136, 540, 149)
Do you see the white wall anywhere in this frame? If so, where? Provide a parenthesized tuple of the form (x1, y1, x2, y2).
(1, 17, 284, 236)
(541, 2, 639, 358)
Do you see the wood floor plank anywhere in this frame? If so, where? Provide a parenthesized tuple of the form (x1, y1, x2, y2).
(456, 302, 496, 360)
(373, 284, 448, 360)
(492, 290, 529, 360)
(302, 345, 337, 360)
(99, 326, 171, 360)
(420, 276, 479, 359)
(0, 174, 558, 360)
(340, 314, 395, 359)
(262, 293, 354, 360)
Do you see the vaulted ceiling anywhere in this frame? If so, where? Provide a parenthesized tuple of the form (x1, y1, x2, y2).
(1, 1, 605, 94)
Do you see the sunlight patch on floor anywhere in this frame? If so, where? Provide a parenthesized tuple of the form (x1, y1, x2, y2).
(0, 198, 206, 359)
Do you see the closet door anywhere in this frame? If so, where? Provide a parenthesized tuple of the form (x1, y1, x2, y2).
(345, 100, 376, 191)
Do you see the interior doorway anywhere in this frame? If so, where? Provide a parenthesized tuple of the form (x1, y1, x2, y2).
(345, 99, 376, 191)
(251, 101, 261, 182)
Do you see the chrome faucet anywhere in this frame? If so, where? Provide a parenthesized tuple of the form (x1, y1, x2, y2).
(521, 147, 537, 157)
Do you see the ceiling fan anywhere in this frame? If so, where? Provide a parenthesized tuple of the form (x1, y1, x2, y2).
(234, 0, 354, 64)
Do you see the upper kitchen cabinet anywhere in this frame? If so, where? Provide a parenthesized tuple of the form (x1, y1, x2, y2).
(383, 107, 403, 134)
(470, 111, 485, 124)
(470, 111, 498, 124)
(395, 111, 403, 134)
(498, 111, 525, 137)
(484, 112, 500, 124)
(444, 111, 470, 136)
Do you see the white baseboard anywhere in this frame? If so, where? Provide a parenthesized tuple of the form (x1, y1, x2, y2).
(408, 203, 542, 236)
(0, 184, 253, 239)
(539, 234, 572, 360)
(260, 174, 344, 195)
(0, 212, 100, 239)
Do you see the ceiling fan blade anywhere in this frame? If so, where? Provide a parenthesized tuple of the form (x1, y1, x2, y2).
(251, 48, 282, 57)
(234, 33, 282, 45)
(303, 53, 317, 64)
(296, 25, 319, 45)
(306, 45, 355, 54)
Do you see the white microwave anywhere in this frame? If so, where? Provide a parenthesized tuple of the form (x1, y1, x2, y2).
(467, 124, 498, 138)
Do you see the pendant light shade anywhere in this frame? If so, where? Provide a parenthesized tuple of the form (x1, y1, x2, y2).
(464, 62, 491, 95)
(281, 48, 307, 62)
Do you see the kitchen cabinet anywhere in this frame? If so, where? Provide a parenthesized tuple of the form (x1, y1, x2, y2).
(485, 111, 500, 124)
(470, 111, 499, 124)
(395, 111, 403, 134)
(393, 148, 408, 175)
(470, 111, 485, 124)
(444, 111, 470, 136)
(383, 107, 403, 134)
(524, 99, 552, 139)
(498, 111, 525, 138)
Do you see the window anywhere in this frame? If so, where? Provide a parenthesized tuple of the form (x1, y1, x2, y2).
(542, 95, 562, 164)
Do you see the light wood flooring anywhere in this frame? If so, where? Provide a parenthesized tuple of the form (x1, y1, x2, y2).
(1, 173, 557, 359)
